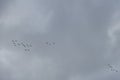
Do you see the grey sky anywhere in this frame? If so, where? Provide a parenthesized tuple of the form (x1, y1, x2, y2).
(0, 0, 120, 80)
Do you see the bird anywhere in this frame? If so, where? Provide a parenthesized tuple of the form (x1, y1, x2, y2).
(25, 49, 30, 51)
(12, 40, 15, 42)
(26, 43, 29, 47)
(26, 43, 32, 48)
(29, 44, 32, 47)
(27, 49, 30, 51)
(17, 43, 21, 46)
(116, 70, 118, 72)
(46, 42, 49, 45)
(111, 69, 118, 72)
(108, 64, 113, 68)
(52, 42, 55, 45)
(21, 43, 26, 48)
(25, 49, 27, 51)
(15, 40, 17, 42)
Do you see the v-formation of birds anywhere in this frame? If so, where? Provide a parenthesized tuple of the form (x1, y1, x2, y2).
(12, 40, 32, 52)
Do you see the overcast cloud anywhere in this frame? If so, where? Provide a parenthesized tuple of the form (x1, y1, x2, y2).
(0, 0, 120, 80)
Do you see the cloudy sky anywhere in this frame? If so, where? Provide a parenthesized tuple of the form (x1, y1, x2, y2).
(0, 0, 120, 80)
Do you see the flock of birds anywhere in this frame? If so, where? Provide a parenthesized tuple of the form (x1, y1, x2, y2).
(11, 40, 56, 52)
(107, 64, 119, 72)
(11, 40, 119, 73)
(11, 40, 32, 52)
(45, 41, 55, 46)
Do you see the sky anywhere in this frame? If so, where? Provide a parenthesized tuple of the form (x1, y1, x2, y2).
(0, 0, 120, 80)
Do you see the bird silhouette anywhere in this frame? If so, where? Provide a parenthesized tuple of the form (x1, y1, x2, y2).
(12, 40, 15, 42)
(15, 40, 17, 42)
(17, 43, 21, 46)
(29, 44, 32, 47)
(108, 64, 113, 68)
(25, 49, 30, 51)
(21, 43, 26, 47)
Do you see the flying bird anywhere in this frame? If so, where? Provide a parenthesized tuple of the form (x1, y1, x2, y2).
(26, 43, 32, 47)
(29, 44, 32, 47)
(17, 43, 21, 46)
(26, 43, 29, 47)
(21, 43, 26, 47)
(12, 40, 15, 42)
(46, 42, 49, 45)
(108, 64, 113, 68)
(53, 42, 55, 45)
(25, 49, 30, 51)
(15, 40, 17, 42)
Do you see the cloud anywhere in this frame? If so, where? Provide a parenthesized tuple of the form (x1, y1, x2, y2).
(0, 49, 61, 80)
(1, 0, 120, 80)
(0, 0, 54, 35)
(105, 6, 120, 61)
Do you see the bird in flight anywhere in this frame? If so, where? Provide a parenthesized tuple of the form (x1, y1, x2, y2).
(21, 42, 26, 48)
(108, 64, 113, 68)
(45, 41, 56, 46)
(53, 42, 55, 45)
